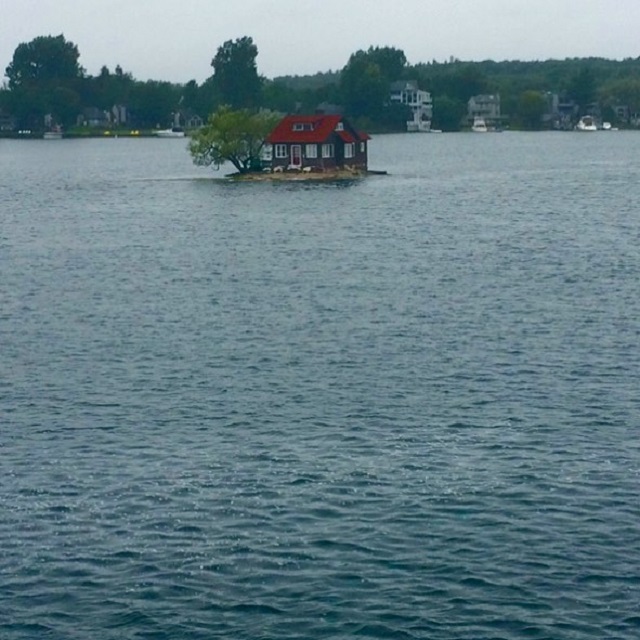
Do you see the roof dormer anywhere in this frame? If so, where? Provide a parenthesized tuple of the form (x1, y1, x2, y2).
(292, 122, 314, 131)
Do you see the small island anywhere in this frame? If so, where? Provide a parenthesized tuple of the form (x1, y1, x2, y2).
(228, 167, 379, 182)
(189, 108, 382, 181)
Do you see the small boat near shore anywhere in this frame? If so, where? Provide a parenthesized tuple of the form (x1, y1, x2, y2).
(575, 115, 597, 131)
(155, 127, 185, 138)
(471, 117, 488, 133)
(43, 126, 63, 139)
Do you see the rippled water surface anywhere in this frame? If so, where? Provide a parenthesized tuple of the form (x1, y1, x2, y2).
(1, 133, 639, 639)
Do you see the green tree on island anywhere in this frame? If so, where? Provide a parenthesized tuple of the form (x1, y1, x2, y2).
(189, 106, 279, 174)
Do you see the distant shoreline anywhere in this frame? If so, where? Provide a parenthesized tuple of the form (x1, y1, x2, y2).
(1, 128, 636, 141)
(0, 130, 186, 140)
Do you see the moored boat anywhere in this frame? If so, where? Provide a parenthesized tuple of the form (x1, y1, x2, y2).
(471, 117, 488, 133)
(575, 115, 597, 131)
(155, 127, 185, 138)
(43, 125, 63, 139)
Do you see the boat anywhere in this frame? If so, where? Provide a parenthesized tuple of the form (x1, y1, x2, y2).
(575, 116, 597, 131)
(155, 127, 185, 138)
(471, 117, 488, 133)
(43, 125, 63, 139)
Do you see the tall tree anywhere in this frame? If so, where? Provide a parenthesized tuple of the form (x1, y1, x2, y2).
(88, 65, 133, 111)
(340, 52, 388, 119)
(128, 80, 182, 128)
(599, 77, 640, 118)
(210, 37, 262, 109)
(568, 67, 596, 110)
(5, 34, 83, 90)
(340, 46, 407, 122)
(517, 90, 547, 129)
(364, 46, 407, 82)
(432, 95, 466, 131)
(5, 34, 84, 128)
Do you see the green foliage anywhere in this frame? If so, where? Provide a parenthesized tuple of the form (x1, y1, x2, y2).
(568, 67, 597, 110)
(517, 90, 547, 129)
(86, 65, 134, 110)
(5, 34, 83, 128)
(363, 46, 408, 82)
(273, 71, 340, 92)
(0, 88, 10, 112)
(432, 95, 466, 131)
(5, 34, 83, 90)
(262, 80, 302, 114)
(211, 37, 262, 109)
(341, 56, 386, 118)
(599, 77, 640, 112)
(415, 63, 490, 103)
(340, 46, 408, 121)
(128, 80, 182, 128)
(4, 31, 640, 135)
(189, 106, 280, 174)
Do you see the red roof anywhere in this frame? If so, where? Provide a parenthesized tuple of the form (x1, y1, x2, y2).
(337, 130, 356, 143)
(267, 114, 370, 144)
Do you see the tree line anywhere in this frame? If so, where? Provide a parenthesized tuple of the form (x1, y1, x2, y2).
(2, 34, 640, 133)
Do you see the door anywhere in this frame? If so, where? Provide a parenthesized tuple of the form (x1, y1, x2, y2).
(290, 145, 302, 168)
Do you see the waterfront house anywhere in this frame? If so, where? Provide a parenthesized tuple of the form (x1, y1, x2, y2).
(78, 107, 110, 127)
(389, 80, 433, 132)
(264, 114, 369, 171)
(467, 94, 503, 129)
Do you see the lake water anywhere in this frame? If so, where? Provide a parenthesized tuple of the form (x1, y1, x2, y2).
(1, 132, 639, 639)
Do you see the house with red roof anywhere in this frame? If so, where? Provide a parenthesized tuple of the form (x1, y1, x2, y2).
(264, 114, 370, 172)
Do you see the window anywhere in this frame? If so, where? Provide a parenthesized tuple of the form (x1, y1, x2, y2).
(293, 123, 314, 131)
(335, 122, 344, 131)
(275, 144, 287, 158)
(305, 144, 318, 158)
(261, 144, 273, 161)
(360, 142, 366, 153)
(322, 144, 334, 158)
(344, 143, 355, 158)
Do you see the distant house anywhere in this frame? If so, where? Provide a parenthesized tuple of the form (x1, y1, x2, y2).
(111, 104, 127, 126)
(78, 107, 110, 127)
(390, 81, 433, 132)
(185, 113, 204, 129)
(540, 93, 575, 129)
(0, 109, 16, 132)
(614, 104, 630, 123)
(467, 94, 502, 128)
(611, 105, 640, 127)
(77, 105, 127, 128)
(264, 114, 370, 171)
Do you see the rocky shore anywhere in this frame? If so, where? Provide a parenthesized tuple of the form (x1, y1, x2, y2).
(229, 168, 386, 182)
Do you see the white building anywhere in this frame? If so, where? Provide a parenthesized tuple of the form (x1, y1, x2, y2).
(390, 81, 433, 132)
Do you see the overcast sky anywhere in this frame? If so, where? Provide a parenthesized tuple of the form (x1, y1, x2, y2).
(2, 0, 639, 83)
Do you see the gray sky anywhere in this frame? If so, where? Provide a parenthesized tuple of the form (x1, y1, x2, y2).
(2, 0, 639, 83)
